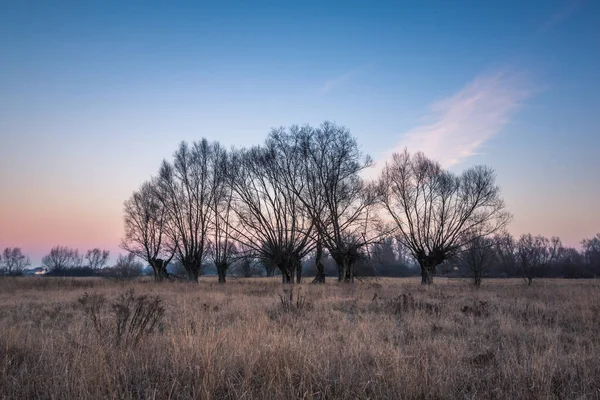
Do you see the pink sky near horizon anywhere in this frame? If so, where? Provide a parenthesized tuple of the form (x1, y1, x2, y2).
(1, 174, 597, 267)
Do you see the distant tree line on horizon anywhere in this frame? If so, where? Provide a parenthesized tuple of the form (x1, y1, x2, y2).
(2, 122, 599, 285)
(3, 230, 600, 285)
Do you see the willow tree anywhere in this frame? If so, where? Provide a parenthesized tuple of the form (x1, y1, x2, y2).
(121, 179, 174, 281)
(228, 144, 314, 284)
(207, 144, 238, 283)
(289, 122, 387, 283)
(158, 140, 221, 282)
(378, 150, 511, 284)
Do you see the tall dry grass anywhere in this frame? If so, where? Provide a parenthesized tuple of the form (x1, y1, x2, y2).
(1, 276, 599, 399)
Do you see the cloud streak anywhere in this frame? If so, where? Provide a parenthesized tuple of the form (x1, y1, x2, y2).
(373, 71, 530, 173)
(539, 0, 586, 32)
(321, 67, 362, 94)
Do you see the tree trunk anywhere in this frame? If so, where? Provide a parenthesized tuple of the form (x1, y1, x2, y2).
(279, 262, 293, 284)
(472, 268, 482, 287)
(291, 264, 296, 283)
(312, 241, 325, 284)
(187, 267, 199, 283)
(312, 262, 326, 284)
(150, 259, 168, 282)
(159, 266, 169, 281)
(296, 259, 302, 284)
(333, 255, 354, 283)
(420, 262, 434, 285)
(341, 260, 354, 283)
(282, 270, 293, 284)
(527, 276, 533, 286)
(217, 263, 227, 284)
(347, 262, 354, 283)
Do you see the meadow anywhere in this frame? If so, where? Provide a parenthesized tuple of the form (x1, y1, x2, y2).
(1, 277, 599, 399)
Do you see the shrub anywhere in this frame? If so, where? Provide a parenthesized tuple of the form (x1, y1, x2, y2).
(77, 289, 165, 347)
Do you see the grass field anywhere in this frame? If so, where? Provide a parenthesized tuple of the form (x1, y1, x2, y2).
(1, 276, 599, 399)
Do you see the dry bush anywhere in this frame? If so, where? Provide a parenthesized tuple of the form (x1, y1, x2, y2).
(77, 288, 164, 347)
(278, 287, 309, 312)
(461, 300, 490, 318)
(78, 292, 106, 334)
(384, 292, 442, 317)
(0, 276, 599, 399)
(268, 288, 312, 320)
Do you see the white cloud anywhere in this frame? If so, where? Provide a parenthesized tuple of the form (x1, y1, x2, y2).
(370, 70, 530, 175)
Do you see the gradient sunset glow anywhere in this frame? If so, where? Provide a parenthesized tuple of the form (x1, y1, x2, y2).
(1, 1, 599, 266)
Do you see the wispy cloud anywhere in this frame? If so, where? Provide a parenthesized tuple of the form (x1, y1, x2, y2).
(321, 67, 362, 94)
(371, 70, 530, 174)
(539, 0, 586, 32)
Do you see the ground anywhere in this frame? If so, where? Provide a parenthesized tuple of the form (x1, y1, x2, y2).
(0, 276, 599, 399)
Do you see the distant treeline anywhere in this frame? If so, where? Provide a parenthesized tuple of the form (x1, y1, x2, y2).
(2, 230, 599, 284)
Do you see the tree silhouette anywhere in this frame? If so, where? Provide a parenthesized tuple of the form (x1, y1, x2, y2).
(378, 150, 511, 284)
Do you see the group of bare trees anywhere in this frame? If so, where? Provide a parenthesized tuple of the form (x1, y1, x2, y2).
(0, 246, 113, 276)
(2, 122, 594, 286)
(121, 140, 236, 282)
(42, 246, 110, 271)
(0, 247, 30, 275)
(1, 120, 597, 287)
(37, 246, 145, 277)
(452, 232, 600, 286)
(122, 122, 513, 285)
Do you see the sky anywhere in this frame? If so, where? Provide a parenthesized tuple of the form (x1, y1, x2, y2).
(1, 0, 599, 266)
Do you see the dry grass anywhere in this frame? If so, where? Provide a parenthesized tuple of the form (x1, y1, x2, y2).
(1, 276, 599, 399)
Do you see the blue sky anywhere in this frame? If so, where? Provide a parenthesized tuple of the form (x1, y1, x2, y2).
(1, 0, 599, 265)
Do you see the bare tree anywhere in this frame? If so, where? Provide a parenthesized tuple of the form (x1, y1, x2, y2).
(158, 140, 220, 282)
(556, 246, 587, 278)
(232, 257, 262, 278)
(378, 150, 511, 284)
(492, 233, 518, 277)
(291, 122, 387, 283)
(85, 248, 110, 270)
(228, 144, 314, 283)
(265, 129, 324, 283)
(459, 236, 496, 287)
(312, 239, 326, 283)
(111, 253, 144, 278)
(1, 247, 30, 275)
(207, 144, 238, 283)
(370, 237, 398, 267)
(122, 179, 175, 282)
(516, 234, 559, 286)
(42, 246, 82, 271)
(582, 233, 600, 276)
